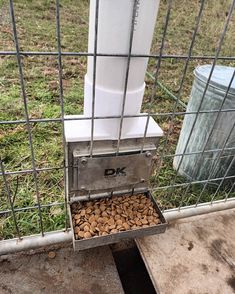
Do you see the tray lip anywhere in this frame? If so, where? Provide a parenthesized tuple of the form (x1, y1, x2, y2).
(69, 190, 167, 250)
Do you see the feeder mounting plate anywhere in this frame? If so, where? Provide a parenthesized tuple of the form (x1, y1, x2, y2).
(70, 151, 154, 194)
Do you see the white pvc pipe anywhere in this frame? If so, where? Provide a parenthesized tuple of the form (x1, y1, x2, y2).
(1, 199, 235, 255)
(164, 198, 235, 222)
(0, 230, 72, 256)
(84, 0, 160, 118)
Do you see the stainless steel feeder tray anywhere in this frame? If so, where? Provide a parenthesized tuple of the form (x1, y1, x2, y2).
(69, 190, 167, 251)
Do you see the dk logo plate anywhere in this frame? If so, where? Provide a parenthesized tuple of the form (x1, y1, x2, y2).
(73, 152, 152, 191)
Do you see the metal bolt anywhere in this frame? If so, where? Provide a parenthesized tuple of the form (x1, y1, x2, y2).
(80, 157, 87, 165)
(146, 151, 152, 157)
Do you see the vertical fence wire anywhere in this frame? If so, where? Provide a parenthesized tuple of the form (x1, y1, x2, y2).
(116, 0, 138, 154)
(211, 155, 235, 202)
(55, 0, 69, 230)
(165, 0, 235, 205)
(0, 160, 21, 239)
(154, 0, 206, 187)
(90, 0, 100, 157)
(9, 0, 44, 235)
(141, 0, 173, 153)
(196, 120, 235, 205)
(225, 181, 235, 201)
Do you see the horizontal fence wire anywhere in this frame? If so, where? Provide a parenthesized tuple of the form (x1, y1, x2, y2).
(1, 143, 235, 175)
(0, 202, 64, 216)
(0, 0, 235, 242)
(1, 109, 235, 125)
(1, 51, 235, 60)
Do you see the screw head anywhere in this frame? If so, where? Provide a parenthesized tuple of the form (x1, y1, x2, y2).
(81, 157, 87, 165)
(146, 151, 152, 157)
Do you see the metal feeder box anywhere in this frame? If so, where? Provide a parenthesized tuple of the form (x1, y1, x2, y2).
(65, 128, 167, 251)
(69, 191, 166, 251)
(64, 0, 166, 251)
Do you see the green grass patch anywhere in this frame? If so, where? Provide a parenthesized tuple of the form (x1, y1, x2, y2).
(0, 0, 235, 239)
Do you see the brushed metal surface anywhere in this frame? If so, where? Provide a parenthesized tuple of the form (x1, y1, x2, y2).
(72, 152, 154, 192)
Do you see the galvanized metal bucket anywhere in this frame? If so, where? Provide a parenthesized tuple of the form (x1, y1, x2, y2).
(173, 65, 235, 185)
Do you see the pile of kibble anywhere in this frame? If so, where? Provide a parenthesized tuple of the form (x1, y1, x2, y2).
(71, 194, 160, 240)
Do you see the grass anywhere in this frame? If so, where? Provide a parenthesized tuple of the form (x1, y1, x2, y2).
(0, 0, 235, 239)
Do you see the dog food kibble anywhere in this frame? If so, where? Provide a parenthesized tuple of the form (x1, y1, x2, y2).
(71, 194, 160, 240)
(84, 232, 92, 239)
(48, 251, 56, 259)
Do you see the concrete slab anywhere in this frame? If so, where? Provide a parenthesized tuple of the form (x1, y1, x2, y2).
(137, 208, 235, 294)
(0, 245, 124, 294)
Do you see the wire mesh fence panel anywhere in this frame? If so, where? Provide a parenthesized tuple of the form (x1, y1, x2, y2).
(0, 0, 235, 241)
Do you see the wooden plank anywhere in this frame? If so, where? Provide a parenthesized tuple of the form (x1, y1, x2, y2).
(137, 209, 235, 294)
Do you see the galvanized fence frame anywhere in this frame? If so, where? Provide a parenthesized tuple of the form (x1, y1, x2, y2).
(0, 0, 235, 253)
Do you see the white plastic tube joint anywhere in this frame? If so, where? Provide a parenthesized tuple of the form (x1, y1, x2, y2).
(84, 0, 160, 119)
